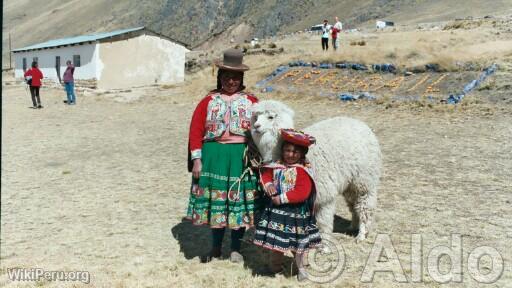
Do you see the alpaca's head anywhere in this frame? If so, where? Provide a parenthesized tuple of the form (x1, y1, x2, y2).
(250, 100, 295, 162)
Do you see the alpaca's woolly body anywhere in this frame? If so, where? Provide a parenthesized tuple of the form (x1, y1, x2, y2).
(250, 101, 382, 241)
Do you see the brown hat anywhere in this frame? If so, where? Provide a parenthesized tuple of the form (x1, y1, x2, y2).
(214, 48, 250, 72)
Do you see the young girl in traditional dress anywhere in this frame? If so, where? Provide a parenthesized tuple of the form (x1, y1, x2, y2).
(186, 49, 259, 263)
(253, 129, 322, 281)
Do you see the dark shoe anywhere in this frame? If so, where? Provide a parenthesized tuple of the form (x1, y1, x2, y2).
(200, 248, 222, 263)
(37, 105, 43, 109)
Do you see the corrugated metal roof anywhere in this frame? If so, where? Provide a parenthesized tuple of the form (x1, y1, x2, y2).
(12, 26, 145, 52)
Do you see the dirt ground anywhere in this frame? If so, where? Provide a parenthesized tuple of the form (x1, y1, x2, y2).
(1, 77, 511, 287)
(2, 18, 512, 287)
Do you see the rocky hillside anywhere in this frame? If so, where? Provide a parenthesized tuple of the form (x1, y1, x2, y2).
(3, 0, 512, 67)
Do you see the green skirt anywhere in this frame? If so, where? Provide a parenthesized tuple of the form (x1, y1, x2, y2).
(186, 141, 260, 229)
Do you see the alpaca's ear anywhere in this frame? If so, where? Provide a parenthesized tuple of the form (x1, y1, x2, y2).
(250, 103, 262, 115)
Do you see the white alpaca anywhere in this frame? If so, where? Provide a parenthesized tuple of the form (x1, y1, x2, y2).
(250, 100, 382, 241)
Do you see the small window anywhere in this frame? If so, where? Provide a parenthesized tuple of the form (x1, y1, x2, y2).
(55, 56, 61, 80)
(73, 55, 81, 67)
(23, 58, 27, 71)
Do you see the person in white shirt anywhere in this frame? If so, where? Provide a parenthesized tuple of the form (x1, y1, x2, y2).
(334, 16, 343, 31)
(321, 19, 331, 50)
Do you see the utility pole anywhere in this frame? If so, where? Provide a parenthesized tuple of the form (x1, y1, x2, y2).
(9, 32, 12, 69)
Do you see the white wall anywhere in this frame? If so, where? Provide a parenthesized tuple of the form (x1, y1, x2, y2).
(14, 43, 97, 83)
(98, 34, 189, 89)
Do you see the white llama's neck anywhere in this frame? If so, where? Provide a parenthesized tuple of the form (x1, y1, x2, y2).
(258, 130, 281, 163)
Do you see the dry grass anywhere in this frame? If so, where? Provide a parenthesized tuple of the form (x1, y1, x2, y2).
(257, 19, 512, 72)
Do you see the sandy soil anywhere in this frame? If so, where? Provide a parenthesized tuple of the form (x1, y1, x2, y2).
(2, 18, 512, 287)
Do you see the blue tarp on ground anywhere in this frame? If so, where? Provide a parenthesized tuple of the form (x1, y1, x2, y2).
(339, 92, 377, 101)
(255, 65, 289, 88)
(335, 63, 368, 70)
(445, 63, 498, 104)
(372, 64, 397, 73)
(257, 62, 498, 104)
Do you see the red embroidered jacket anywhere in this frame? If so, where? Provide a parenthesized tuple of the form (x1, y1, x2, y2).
(189, 90, 258, 159)
(260, 166, 313, 204)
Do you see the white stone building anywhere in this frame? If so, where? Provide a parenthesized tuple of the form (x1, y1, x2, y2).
(12, 27, 189, 89)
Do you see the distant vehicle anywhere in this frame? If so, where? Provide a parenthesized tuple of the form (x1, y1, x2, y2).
(250, 38, 259, 47)
(376, 20, 395, 29)
(310, 24, 324, 32)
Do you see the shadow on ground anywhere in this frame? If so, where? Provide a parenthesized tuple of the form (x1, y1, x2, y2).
(333, 214, 358, 236)
(171, 215, 356, 276)
(171, 218, 211, 260)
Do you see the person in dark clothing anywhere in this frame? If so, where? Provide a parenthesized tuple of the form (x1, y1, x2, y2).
(24, 61, 44, 109)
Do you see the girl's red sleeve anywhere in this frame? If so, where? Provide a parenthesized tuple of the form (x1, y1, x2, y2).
(284, 168, 312, 204)
(260, 168, 274, 187)
(188, 95, 211, 159)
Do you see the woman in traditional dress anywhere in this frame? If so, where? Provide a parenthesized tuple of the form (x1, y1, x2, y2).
(186, 48, 259, 263)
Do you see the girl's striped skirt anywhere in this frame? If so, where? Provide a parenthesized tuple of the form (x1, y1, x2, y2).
(253, 198, 321, 253)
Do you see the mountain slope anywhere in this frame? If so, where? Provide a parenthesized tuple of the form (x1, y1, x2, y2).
(3, 0, 512, 67)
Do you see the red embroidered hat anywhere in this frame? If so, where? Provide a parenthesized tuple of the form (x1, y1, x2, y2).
(280, 129, 316, 147)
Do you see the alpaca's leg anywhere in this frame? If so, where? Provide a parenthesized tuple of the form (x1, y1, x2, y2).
(345, 182, 374, 242)
(345, 164, 379, 242)
(348, 202, 359, 231)
(342, 185, 359, 231)
(354, 189, 377, 242)
(316, 200, 335, 233)
(354, 199, 370, 242)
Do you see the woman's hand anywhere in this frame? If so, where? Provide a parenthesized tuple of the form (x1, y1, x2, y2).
(264, 183, 277, 197)
(192, 159, 202, 179)
(271, 196, 281, 206)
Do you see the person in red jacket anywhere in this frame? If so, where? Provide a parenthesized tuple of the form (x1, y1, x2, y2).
(24, 61, 44, 109)
(331, 26, 340, 51)
(185, 48, 260, 264)
(253, 129, 322, 281)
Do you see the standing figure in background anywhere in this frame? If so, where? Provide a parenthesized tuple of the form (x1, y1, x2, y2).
(333, 16, 343, 51)
(24, 61, 44, 109)
(63, 60, 76, 105)
(321, 19, 331, 51)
